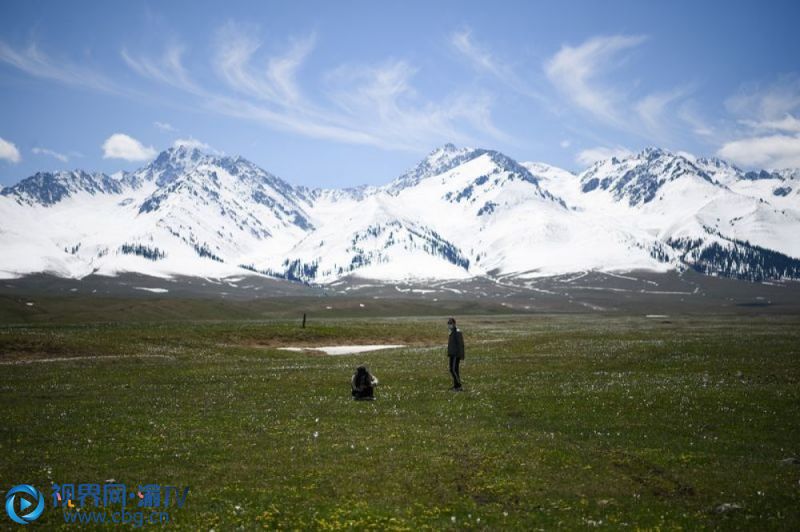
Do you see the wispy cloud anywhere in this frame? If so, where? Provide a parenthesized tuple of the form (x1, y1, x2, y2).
(154, 121, 177, 132)
(172, 137, 219, 153)
(0, 136, 22, 163)
(450, 29, 548, 105)
(32, 147, 68, 162)
(545, 34, 710, 152)
(213, 22, 314, 105)
(745, 115, 800, 133)
(545, 35, 647, 125)
(717, 76, 800, 168)
(102, 133, 157, 161)
(0, 41, 124, 95)
(575, 146, 632, 167)
(120, 23, 508, 152)
(635, 88, 689, 134)
(726, 76, 800, 126)
(121, 44, 200, 94)
(677, 101, 714, 137)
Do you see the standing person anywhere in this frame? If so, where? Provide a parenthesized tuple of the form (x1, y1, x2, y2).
(447, 317, 465, 391)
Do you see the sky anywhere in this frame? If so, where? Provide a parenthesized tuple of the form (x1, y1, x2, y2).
(1, 0, 799, 188)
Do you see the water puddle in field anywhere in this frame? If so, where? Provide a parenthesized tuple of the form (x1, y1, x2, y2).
(277, 345, 406, 355)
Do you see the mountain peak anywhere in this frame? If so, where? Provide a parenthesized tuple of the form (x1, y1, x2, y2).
(141, 145, 212, 187)
(579, 146, 718, 205)
(0, 169, 123, 206)
(641, 146, 668, 158)
(385, 144, 479, 194)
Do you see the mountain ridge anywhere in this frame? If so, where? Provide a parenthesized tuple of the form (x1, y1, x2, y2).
(1, 144, 799, 284)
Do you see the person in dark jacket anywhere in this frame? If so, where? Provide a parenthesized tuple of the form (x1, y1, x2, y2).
(351, 365, 379, 400)
(446, 317, 465, 390)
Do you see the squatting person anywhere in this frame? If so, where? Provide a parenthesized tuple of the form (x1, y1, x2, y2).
(351, 365, 379, 400)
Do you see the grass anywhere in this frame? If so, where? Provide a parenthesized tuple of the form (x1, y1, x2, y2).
(1, 313, 799, 529)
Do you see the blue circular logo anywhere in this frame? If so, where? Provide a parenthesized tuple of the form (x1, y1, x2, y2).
(5, 485, 45, 525)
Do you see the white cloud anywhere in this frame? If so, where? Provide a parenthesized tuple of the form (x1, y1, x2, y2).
(32, 147, 68, 162)
(154, 121, 176, 132)
(717, 134, 800, 169)
(173, 138, 212, 151)
(545, 35, 647, 125)
(560, 139, 571, 149)
(0, 136, 21, 163)
(102, 133, 157, 161)
(575, 146, 632, 167)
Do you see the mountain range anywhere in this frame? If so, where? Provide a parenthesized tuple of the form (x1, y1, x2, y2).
(2, 143, 799, 284)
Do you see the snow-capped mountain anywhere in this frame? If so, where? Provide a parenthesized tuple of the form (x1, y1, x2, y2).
(1, 169, 138, 206)
(0, 145, 313, 279)
(574, 147, 800, 280)
(1, 144, 799, 283)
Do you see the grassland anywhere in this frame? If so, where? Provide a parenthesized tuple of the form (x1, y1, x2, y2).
(1, 311, 799, 529)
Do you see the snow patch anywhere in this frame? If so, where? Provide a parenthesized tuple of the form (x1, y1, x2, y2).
(278, 345, 406, 355)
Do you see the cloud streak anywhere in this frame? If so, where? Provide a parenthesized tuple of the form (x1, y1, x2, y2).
(0, 41, 128, 95)
(32, 147, 69, 162)
(154, 121, 177, 132)
(450, 29, 548, 105)
(119, 23, 509, 152)
(545, 35, 647, 126)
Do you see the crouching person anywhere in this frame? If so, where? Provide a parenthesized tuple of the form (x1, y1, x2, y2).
(351, 365, 378, 400)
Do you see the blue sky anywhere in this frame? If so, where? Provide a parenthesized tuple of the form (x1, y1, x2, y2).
(1, 0, 799, 188)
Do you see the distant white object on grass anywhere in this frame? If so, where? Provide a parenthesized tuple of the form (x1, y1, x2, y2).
(134, 287, 169, 293)
(645, 314, 669, 318)
(278, 345, 405, 355)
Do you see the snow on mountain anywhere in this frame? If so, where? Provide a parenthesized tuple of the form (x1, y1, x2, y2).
(1, 170, 136, 206)
(573, 147, 800, 279)
(265, 147, 561, 282)
(384, 143, 478, 194)
(0, 145, 313, 279)
(521, 161, 583, 208)
(268, 146, 681, 283)
(1, 143, 799, 283)
(728, 169, 799, 210)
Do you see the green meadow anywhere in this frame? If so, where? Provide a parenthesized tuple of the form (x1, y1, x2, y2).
(1, 311, 799, 529)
